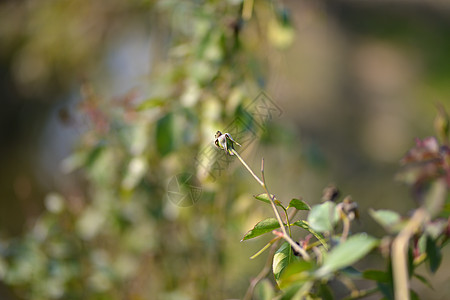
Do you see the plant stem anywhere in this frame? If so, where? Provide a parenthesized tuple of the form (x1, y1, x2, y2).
(392, 208, 428, 300)
(341, 214, 350, 242)
(232, 149, 264, 186)
(243, 241, 279, 300)
(282, 207, 292, 237)
(231, 149, 310, 261)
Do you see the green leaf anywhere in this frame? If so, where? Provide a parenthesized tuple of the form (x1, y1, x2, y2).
(241, 218, 280, 241)
(156, 113, 174, 156)
(410, 289, 420, 300)
(254, 193, 282, 206)
(273, 242, 297, 282)
(414, 273, 434, 290)
(279, 260, 315, 289)
(256, 279, 275, 300)
(363, 270, 390, 283)
(250, 237, 279, 259)
(307, 202, 339, 233)
(369, 209, 401, 232)
(316, 234, 379, 277)
(292, 220, 328, 250)
(378, 282, 394, 300)
(426, 236, 442, 273)
(280, 282, 313, 300)
(287, 198, 310, 211)
(136, 98, 165, 110)
(318, 283, 334, 300)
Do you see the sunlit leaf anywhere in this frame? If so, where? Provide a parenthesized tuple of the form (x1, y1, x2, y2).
(287, 198, 310, 211)
(307, 202, 339, 233)
(279, 260, 315, 289)
(250, 237, 280, 260)
(136, 98, 165, 111)
(242, 218, 281, 241)
(316, 234, 378, 277)
(273, 242, 297, 282)
(254, 193, 282, 207)
(369, 209, 402, 232)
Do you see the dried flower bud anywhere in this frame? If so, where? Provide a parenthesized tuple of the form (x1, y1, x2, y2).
(214, 131, 241, 155)
(322, 184, 340, 202)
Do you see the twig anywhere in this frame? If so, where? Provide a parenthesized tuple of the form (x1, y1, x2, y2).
(243, 241, 279, 300)
(232, 148, 264, 186)
(232, 147, 310, 260)
(391, 208, 428, 300)
(341, 214, 350, 242)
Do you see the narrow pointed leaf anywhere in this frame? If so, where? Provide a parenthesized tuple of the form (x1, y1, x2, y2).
(293, 220, 328, 250)
(250, 237, 280, 259)
(242, 218, 281, 241)
(426, 236, 442, 273)
(414, 273, 434, 290)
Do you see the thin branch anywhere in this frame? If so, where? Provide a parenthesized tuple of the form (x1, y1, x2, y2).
(260, 158, 310, 260)
(391, 208, 428, 300)
(341, 214, 350, 242)
(243, 241, 279, 300)
(231, 149, 310, 260)
(232, 148, 264, 186)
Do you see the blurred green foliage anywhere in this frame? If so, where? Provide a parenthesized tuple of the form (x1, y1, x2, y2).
(0, 0, 296, 299)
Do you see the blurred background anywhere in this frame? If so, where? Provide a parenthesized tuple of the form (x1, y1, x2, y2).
(0, 0, 450, 299)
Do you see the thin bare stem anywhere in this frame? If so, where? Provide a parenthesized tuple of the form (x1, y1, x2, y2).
(341, 214, 350, 242)
(260, 158, 310, 260)
(392, 208, 428, 300)
(243, 241, 279, 300)
(232, 149, 264, 186)
(231, 149, 310, 260)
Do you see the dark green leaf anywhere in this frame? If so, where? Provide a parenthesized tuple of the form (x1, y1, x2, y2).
(292, 220, 328, 250)
(273, 242, 297, 282)
(410, 289, 420, 300)
(378, 282, 394, 300)
(307, 202, 339, 233)
(316, 234, 378, 277)
(340, 266, 362, 279)
(156, 113, 174, 156)
(241, 218, 280, 241)
(414, 273, 434, 290)
(363, 270, 389, 283)
(287, 198, 310, 211)
(318, 283, 334, 300)
(426, 236, 442, 273)
(254, 193, 283, 207)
